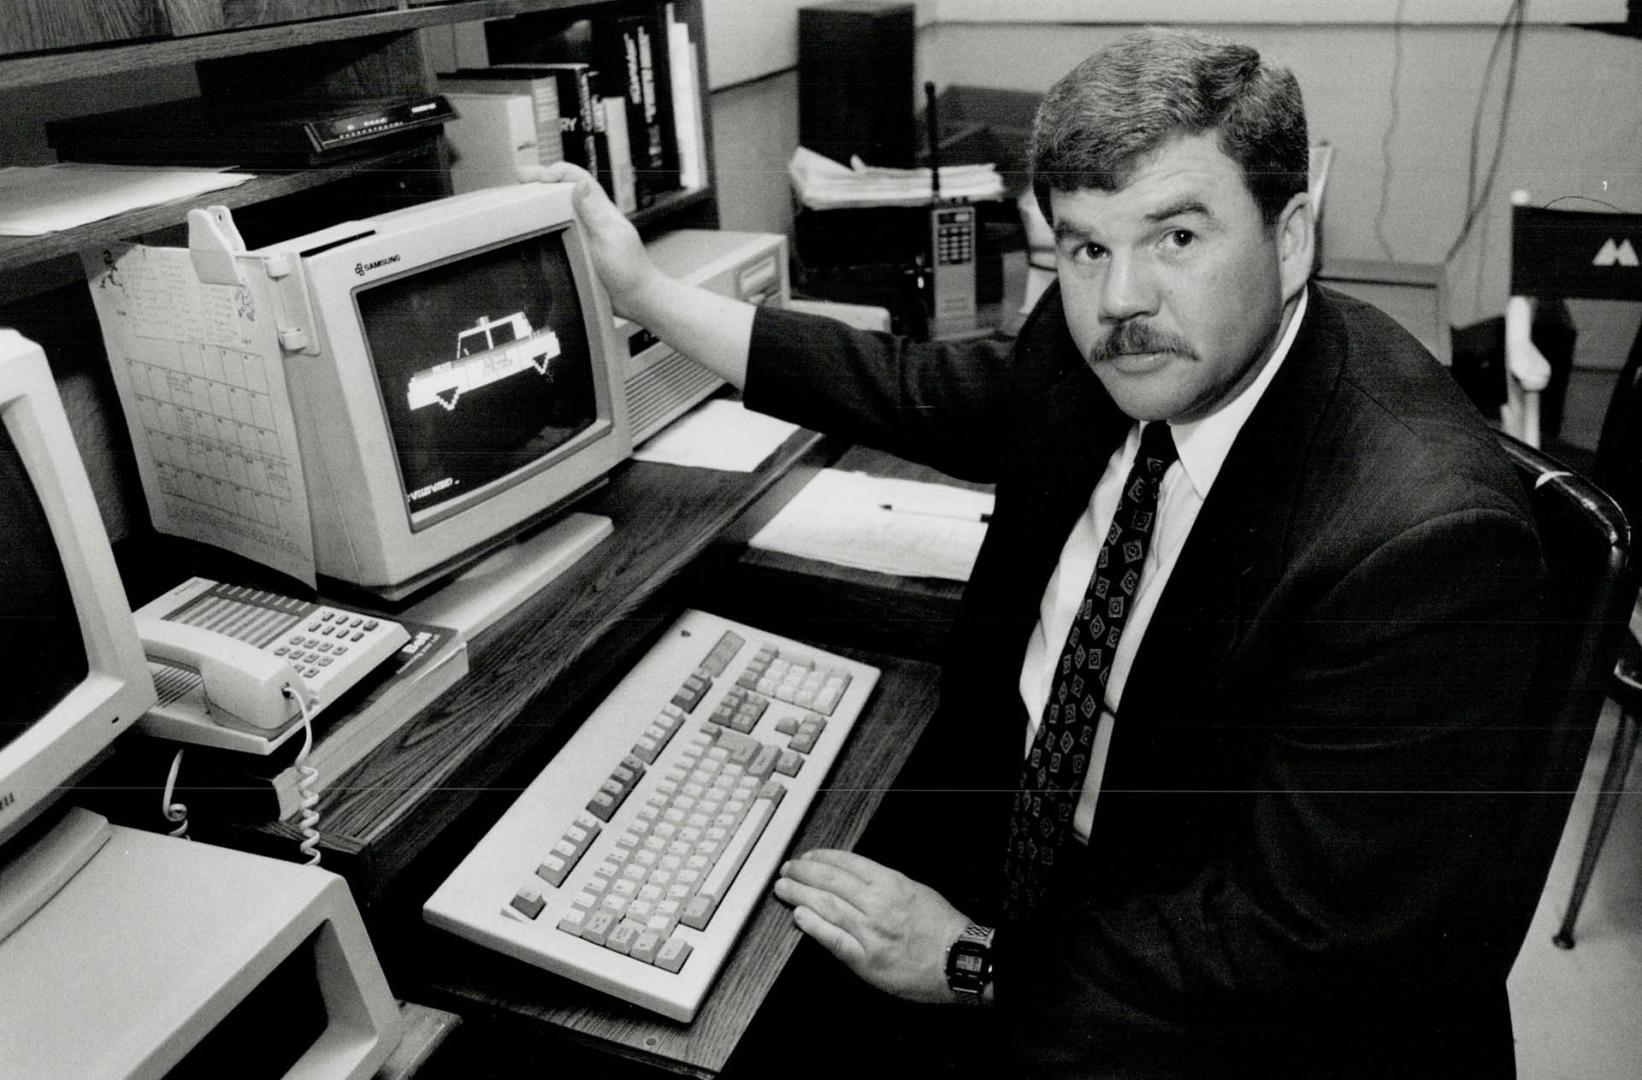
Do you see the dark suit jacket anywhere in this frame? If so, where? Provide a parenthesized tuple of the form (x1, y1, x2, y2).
(744, 282, 1548, 1078)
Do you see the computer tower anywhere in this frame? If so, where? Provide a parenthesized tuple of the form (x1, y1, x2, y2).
(798, 1, 915, 168)
(621, 230, 789, 442)
(0, 810, 402, 1079)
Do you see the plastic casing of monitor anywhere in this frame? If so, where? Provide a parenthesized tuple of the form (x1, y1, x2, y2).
(0, 329, 156, 848)
(1, 330, 403, 1079)
(258, 183, 632, 597)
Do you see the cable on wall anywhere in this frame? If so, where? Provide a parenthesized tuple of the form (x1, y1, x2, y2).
(1373, 0, 1410, 261)
(1443, 0, 1528, 268)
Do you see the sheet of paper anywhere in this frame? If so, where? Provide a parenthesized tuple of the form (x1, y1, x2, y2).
(631, 398, 799, 472)
(750, 468, 995, 581)
(0, 164, 253, 236)
(82, 242, 317, 585)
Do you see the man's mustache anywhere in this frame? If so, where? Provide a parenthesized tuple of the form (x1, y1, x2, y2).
(1088, 321, 1196, 366)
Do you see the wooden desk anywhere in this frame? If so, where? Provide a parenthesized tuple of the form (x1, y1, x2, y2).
(715, 445, 990, 664)
(129, 414, 947, 1077)
(91, 405, 970, 1075)
(200, 424, 826, 895)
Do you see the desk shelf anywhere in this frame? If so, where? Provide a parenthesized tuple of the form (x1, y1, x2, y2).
(0, 2, 619, 91)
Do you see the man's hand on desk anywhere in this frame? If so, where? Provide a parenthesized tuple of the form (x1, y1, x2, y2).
(775, 848, 974, 1005)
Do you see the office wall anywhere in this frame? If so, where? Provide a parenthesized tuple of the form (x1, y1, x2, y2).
(933, 0, 1627, 26)
(709, 72, 802, 235)
(916, 18, 1642, 374)
(705, 0, 936, 89)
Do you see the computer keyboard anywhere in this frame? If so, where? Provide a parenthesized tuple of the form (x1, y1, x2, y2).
(423, 608, 880, 1022)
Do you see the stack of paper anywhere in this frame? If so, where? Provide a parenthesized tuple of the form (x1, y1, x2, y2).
(788, 147, 1003, 210)
(750, 468, 995, 581)
(0, 164, 252, 236)
(631, 399, 799, 472)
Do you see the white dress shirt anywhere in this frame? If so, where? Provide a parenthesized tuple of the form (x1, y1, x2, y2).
(1018, 291, 1309, 843)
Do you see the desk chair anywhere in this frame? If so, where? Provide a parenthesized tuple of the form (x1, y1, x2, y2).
(1493, 435, 1633, 951)
(1551, 302, 1642, 948)
(1498, 192, 1642, 947)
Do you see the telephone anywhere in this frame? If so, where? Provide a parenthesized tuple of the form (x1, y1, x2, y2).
(927, 201, 978, 339)
(133, 577, 412, 755)
(921, 82, 978, 340)
(136, 616, 305, 731)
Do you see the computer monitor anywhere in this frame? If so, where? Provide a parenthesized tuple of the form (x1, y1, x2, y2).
(256, 182, 632, 602)
(0, 329, 155, 848)
(0, 330, 403, 1080)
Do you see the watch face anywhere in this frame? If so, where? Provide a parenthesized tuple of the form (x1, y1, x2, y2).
(947, 937, 992, 995)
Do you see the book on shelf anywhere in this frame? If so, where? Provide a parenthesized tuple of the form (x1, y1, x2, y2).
(599, 95, 639, 214)
(587, 79, 619, 210)
(488, 5, 683, 207)
(436, 70, 566, 176)
(179, 617, 469, 821)
(445, 64, 601, 182)
(665, 3, 706, 192)
(440, 91, 551, 193)
(614, 4, 682, 202)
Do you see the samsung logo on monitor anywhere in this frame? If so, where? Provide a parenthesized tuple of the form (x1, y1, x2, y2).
(355, 255, 402, 277)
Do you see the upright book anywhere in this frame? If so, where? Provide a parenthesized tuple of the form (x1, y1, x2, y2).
(599, 94, 640, 213)
(666, 3, 706, 191)
(435, 70, 566, 174)
(442, 65, 599, 182)
(441, 92, 547, 193)
(487, 6, 681, 206)
(608, 5, 681, 201)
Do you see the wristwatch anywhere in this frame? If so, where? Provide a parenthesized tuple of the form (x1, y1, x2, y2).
(945, 923, 995, 1002)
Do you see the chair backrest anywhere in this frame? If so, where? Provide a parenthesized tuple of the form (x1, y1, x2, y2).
(1494, 433, 1634, 932)
(1591, 326, 1642, 527)
(1501, 197, 1642, 447)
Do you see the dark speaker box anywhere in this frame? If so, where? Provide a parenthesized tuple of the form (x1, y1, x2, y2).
(799, 1, 915, 168)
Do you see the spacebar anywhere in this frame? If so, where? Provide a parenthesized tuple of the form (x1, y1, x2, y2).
(683, 786, 782, 930)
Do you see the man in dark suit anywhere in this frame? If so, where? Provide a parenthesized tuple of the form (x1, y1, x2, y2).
(539, 27, 1549, 1078)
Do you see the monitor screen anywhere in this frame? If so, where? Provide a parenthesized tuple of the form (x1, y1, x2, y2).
(357, 226, 600, 526)
(0, 416, 91, 750)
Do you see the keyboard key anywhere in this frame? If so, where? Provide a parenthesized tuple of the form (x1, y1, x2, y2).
(606, 919, 641, 955)
(510, 884, 546, 920)
(536, 853, 571, 888)
(655, 935, 692, 974)
(631, 929, 663, 965)
(581, 909, 616, 946)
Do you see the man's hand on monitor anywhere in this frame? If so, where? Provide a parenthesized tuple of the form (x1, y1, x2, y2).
(522, 163, 659, 320)
(521, 162, 754, 389)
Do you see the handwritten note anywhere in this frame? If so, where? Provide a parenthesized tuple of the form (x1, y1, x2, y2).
(750, 468, 995, 581)
(82, 242, 317, 584)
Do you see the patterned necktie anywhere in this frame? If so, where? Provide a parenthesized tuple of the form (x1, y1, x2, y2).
(1003, 420, 1179, 920)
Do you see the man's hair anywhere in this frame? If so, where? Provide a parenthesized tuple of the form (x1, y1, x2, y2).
(1030, 28, 1308, 227)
